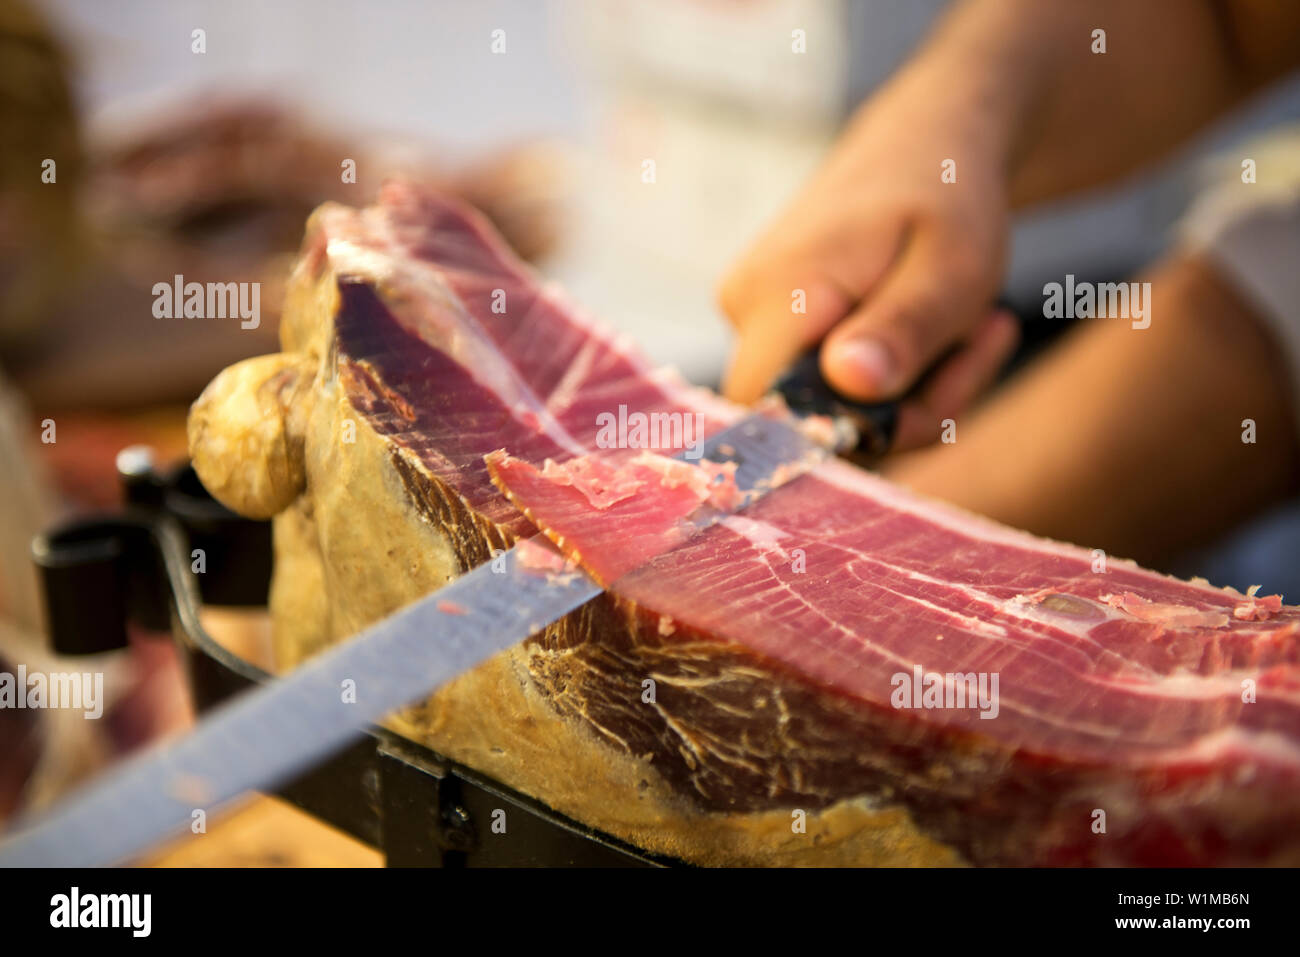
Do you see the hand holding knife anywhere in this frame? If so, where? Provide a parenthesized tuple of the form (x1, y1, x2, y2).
(772, 301, 1018, 458)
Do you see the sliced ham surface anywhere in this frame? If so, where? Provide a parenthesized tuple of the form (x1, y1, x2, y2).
(490, 448, 1300, 765)
(303, 182, 1300, 864)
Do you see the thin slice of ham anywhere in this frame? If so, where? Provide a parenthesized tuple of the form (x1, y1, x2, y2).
(487, 450, 739, 583)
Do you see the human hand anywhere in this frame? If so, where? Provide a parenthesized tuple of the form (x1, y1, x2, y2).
(718, 78, 1018, 450)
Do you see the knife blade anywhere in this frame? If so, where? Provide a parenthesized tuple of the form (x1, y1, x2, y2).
(0, 414, 827, 867)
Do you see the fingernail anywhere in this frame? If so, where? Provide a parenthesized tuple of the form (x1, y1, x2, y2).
(830, 339, 897, 394)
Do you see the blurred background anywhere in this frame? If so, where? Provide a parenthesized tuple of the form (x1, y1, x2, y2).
(2, 0, 1299, 860)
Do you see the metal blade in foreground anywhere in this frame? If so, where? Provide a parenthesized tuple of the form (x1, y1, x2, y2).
(0, 414, 824, 867)
(0, 547, 601, 867)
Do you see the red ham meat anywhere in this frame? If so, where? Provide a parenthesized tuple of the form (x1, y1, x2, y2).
(489, 446, 1300, 764)
(256, 182, 1300, 864)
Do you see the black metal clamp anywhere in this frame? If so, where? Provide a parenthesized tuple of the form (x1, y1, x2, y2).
(29, 447, 668, 867)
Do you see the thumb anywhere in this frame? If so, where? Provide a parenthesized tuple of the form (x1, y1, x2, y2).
(821, 230, 991, 401)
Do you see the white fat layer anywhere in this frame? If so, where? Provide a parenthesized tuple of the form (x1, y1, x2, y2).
(718, 515, 791, 554)
(544, 337, 601, 416)
(814, 458, 1262, 606)
(327, 220, 588, 459)
(1156, 726, 1300, 769)
(1093, 669, 1293, 702)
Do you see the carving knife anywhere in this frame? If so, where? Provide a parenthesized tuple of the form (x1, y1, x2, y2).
(1, 398, 896, 867)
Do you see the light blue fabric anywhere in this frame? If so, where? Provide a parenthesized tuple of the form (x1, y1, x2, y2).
(1172, 500, 1300, 602)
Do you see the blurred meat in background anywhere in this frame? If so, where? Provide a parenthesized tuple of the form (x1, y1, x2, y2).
(7, 94, 567, 415)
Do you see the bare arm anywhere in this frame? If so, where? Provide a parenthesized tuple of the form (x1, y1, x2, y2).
(995, 0, 1300, 205)
(718, 0, 1300, 416)
(882, 254, 1300, 566)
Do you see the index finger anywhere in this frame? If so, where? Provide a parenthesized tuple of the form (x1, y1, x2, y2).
(721, 277, 854, 404)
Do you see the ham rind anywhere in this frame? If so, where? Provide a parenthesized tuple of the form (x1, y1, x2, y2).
(296, 182, 1300, 865)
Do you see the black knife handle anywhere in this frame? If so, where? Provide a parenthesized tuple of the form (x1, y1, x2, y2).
(773, 350, 900, 458)
(773, 299, 1017, 457)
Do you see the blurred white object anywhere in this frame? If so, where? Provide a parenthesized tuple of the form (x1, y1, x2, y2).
(579, 0, 851, 121)
(556, 0, 863, 382)
(1179, 124, 1300, 432)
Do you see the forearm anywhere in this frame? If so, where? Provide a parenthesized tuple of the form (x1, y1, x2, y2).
(882, 254, 1300, 566)
(869, 0, 1296, 208)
